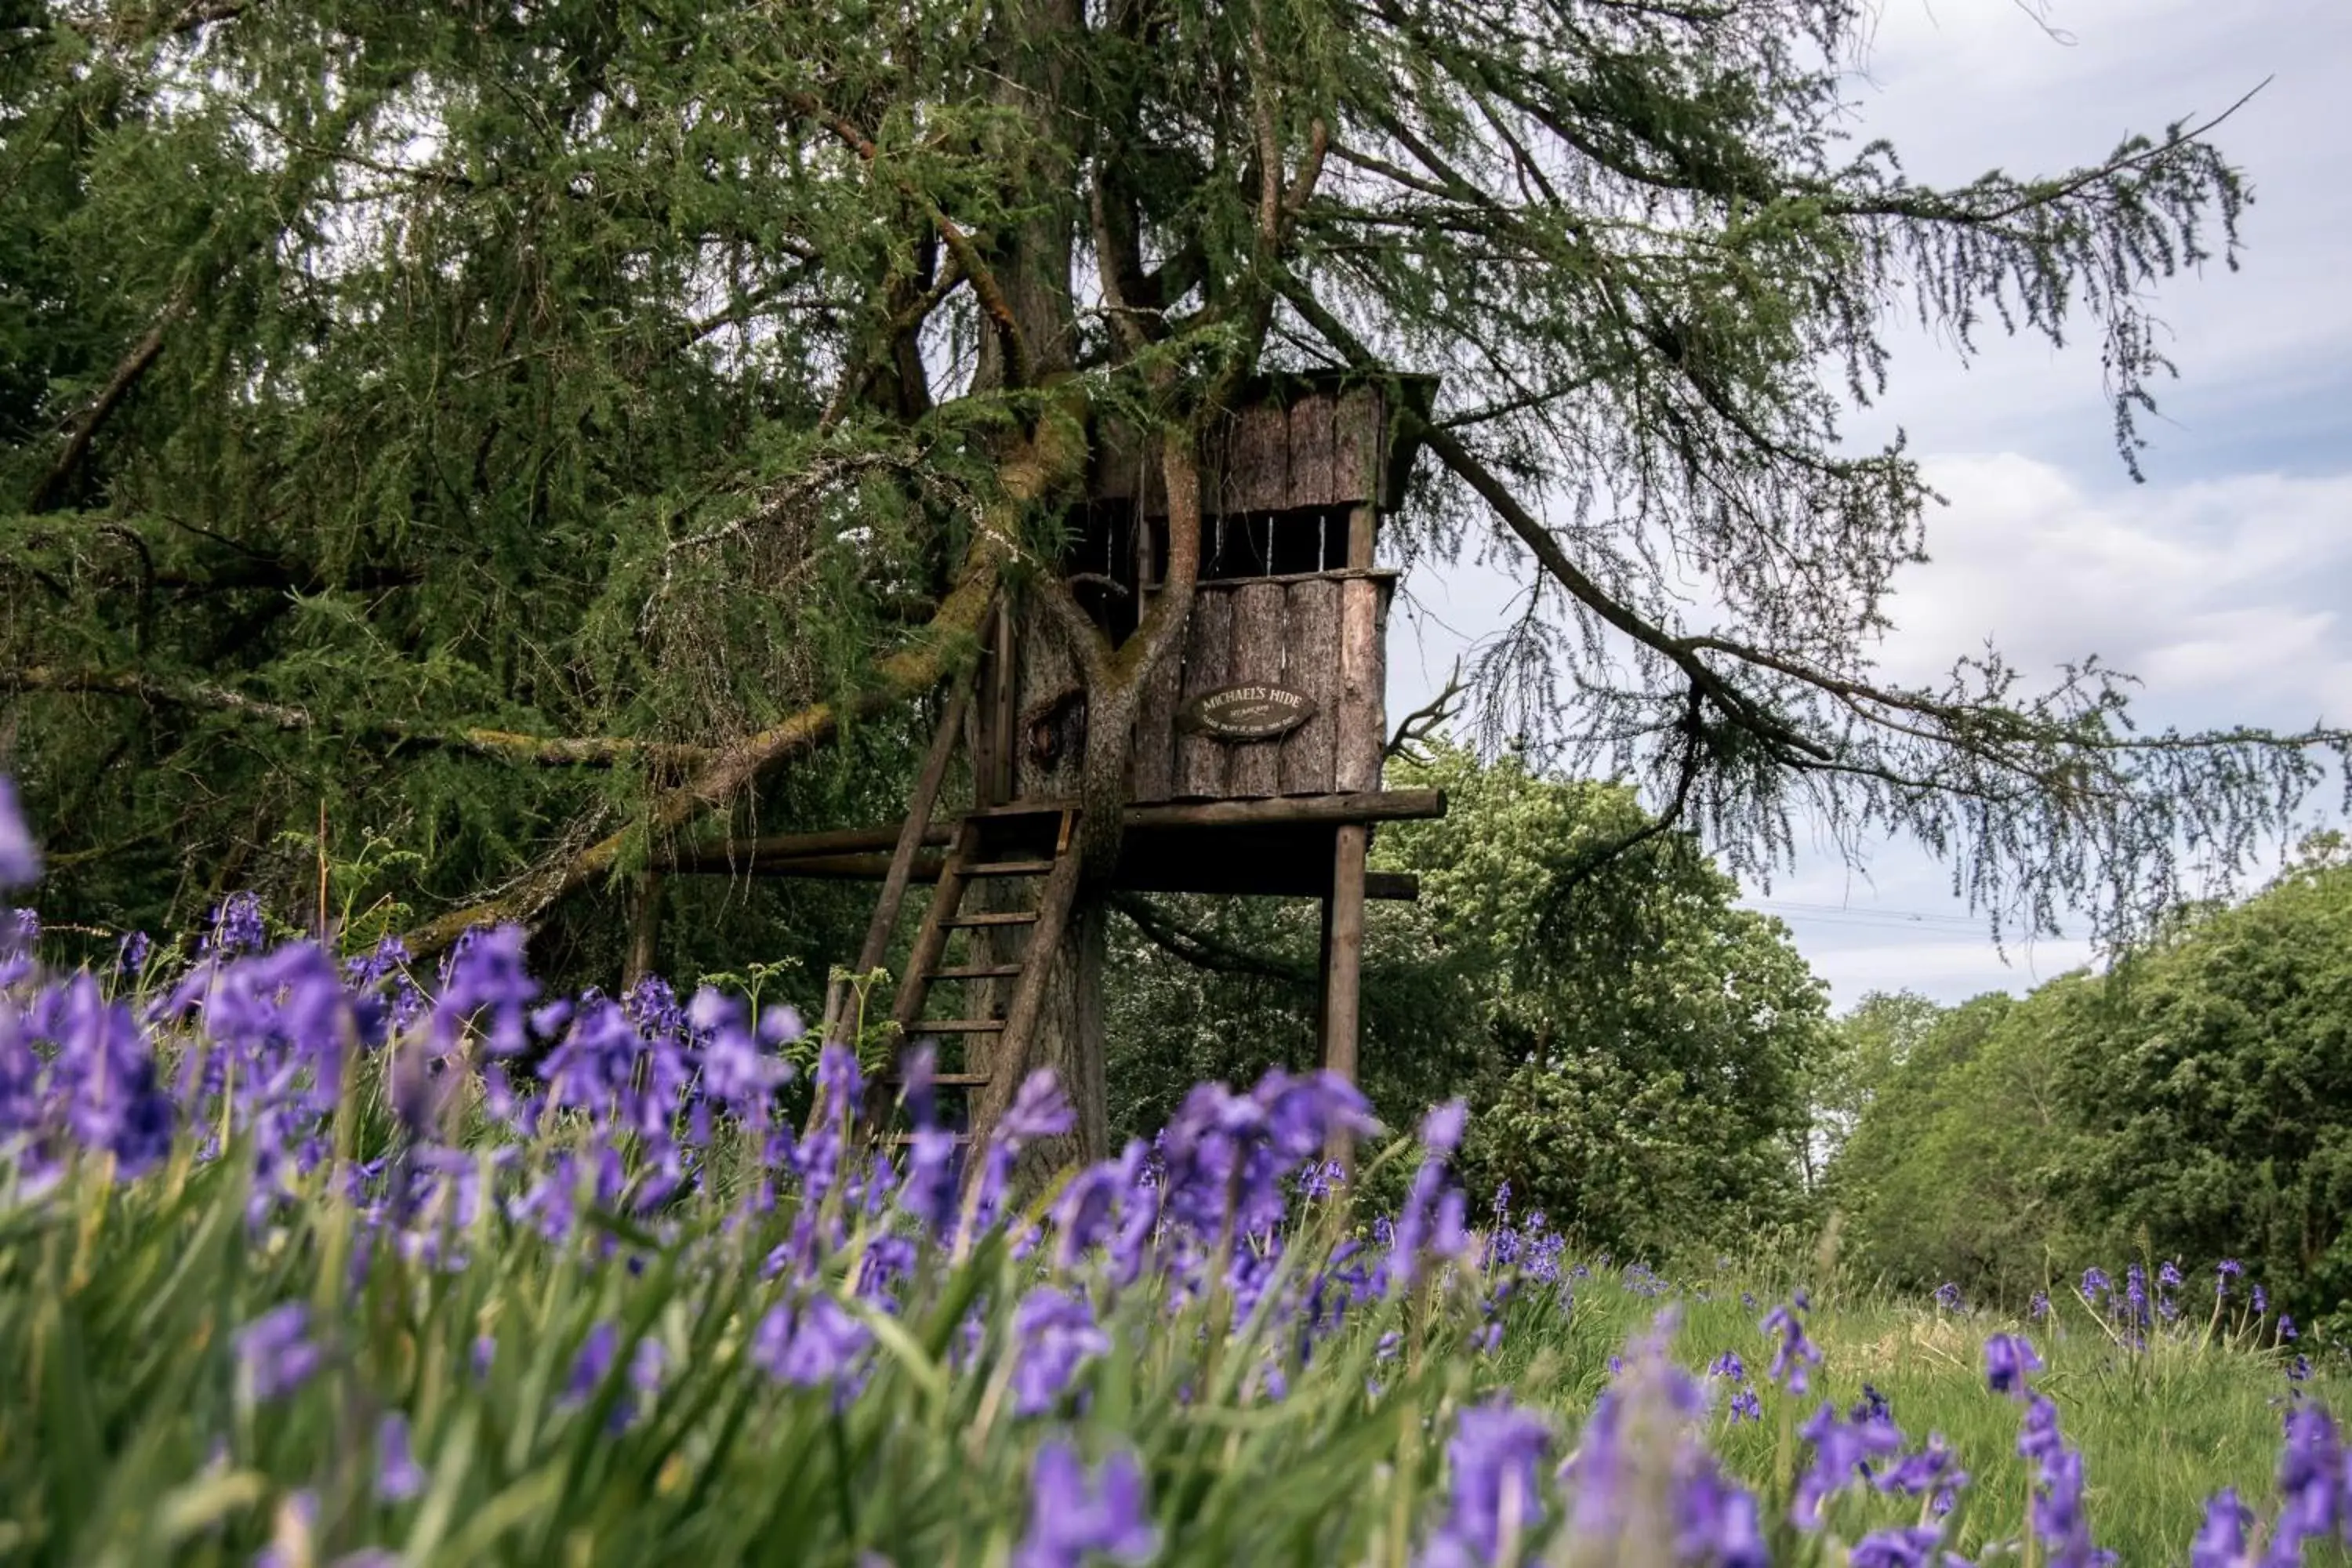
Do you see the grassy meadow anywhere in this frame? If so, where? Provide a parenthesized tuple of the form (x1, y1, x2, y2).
(0, 935, 2335, 1568)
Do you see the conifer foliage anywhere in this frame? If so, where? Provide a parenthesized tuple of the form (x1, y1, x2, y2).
(2, 0, 2339, 959)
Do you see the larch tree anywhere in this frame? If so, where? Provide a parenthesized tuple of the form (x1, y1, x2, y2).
(2, 0, 2343, 1157)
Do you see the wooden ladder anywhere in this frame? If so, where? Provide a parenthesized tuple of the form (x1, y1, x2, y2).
(880, 804, 1083, 1141)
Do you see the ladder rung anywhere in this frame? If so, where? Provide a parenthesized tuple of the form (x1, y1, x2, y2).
(933, 964, 1024, 980)
(964, 801, 1076, 819)
(911, 1019, 1004, 1033)
(946, 911, 1038, 927)
(887, 1132, 975, 1146)
(965, 858, 1057, 877)
(882, 1072, 993, 1087)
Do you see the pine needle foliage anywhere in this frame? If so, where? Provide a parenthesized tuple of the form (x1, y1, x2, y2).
(1, 0, 2341, 960)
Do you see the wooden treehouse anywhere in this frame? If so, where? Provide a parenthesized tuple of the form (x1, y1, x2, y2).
(667, 372, 1446, 1151)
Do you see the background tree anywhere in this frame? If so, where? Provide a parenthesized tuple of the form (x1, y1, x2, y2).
(1825, 837, 2352, 1328)
(4, 0, 2344, 1152)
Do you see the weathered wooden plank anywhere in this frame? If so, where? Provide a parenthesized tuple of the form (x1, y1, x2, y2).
(1130, 626, 1183, 802)
(1334, 574, 1385, 792)
(1330, 384, 1381, 506)
(1286, 391, 1338, 508)
(1279, 577, 1340, 795)
(1224, 400, 1290, 514)
(1174, 588, 1233, 798)
(1225, 580, 1287, 797)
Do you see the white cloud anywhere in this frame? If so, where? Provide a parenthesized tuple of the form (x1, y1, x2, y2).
(1874, 457, 2352, 724)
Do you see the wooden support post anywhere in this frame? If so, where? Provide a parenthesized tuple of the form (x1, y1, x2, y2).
(623, 869, 663, 989)
(1322, 822, 1368, 1168)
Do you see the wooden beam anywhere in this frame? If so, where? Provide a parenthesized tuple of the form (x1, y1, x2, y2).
(666, 823, 952, 873)
(1121, 788, 1443, 830)
(677, 848, 1418, 901)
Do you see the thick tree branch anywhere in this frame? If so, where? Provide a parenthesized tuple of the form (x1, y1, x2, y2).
(2, 667, 712, 769)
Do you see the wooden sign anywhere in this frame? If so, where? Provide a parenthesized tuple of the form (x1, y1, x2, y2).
(1178, 683, 1317, 742)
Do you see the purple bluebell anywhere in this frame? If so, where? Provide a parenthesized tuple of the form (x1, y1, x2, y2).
(752, 1295, 869, 1389)
(1849, 1526, 1949, 1567)
(432, 924, 536, 1058)
(1706, 1351, 1746, 1381)
(2190, 1487, 2251, 1568)
(1985, 1333, 2043, 1398)
(1791, 1401, 1903, 1529)
(0, 777, 38, 888)
(1421, 1398, 1549, 1566)
(1013, 1441, 1157, 1568)
(234, 1303, 321, 1402)
(1011, 1287, 1110, 1416)
(2267, 1405, 2342, 1559)
(564, 1323, 618, 1407)
(1933, 1282, 1962, 1312)
(1761, 1293, 1822, 1395)
(2015, 1394, 2113, 1567)
(377, 1412, 426, 1501)
(201, 891, 267, 958)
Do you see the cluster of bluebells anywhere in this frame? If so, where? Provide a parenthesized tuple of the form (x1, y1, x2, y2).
(2, 778, 2348, 1568)
(2072, 1261, 2298, 1359)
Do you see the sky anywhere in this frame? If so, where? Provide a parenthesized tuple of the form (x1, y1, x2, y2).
(1387, 0, 2352, 1010)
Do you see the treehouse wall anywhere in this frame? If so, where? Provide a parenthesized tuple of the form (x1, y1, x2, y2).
(992, 373, 1428, 808)
(1130, 569, 1392, 803)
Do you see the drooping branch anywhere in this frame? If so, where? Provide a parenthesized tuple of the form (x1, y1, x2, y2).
(1, 667, 711, 770)
(27, 280, 192, 513)
(1112, 891, 1316, 986)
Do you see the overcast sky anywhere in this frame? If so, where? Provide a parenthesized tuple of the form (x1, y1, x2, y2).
(1389, 0, 2352, 1010)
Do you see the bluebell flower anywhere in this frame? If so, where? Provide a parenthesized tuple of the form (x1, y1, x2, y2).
(0, 777, 39, 888)
(234, 1303, 321, 1402)
(1985, 1334, 2043, 1398)
(1933, 1282, 1962, 1312)
(1011, 1287, 1109, 1416)
(115, 931, 151, 975)
(1849, 1525, 1949, 1567)
(752, 1295, 869, 1390)
(201, 891, 267, 958)
(2190, 1487, 2251, 1568)
(376, 1412, 426, 1501)
(1791, 1401, 1902, 1529)
(1760, 1295, 1822, 1395)
(1420, 1398, 1549, 1566)
(1013, 1441, 1157, 1568)
(564, 1322, 618, 1407)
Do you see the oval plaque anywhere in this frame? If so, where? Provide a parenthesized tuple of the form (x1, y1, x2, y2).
(1177, 683, 1317, 742)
